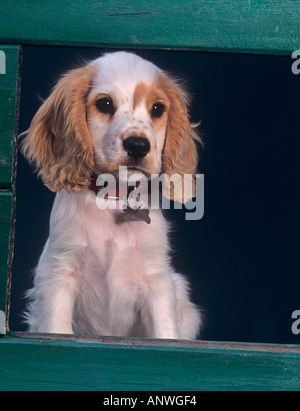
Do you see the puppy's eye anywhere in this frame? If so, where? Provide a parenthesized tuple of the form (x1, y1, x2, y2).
(151, 103, 165, 119)
(95, 97, 115, 116)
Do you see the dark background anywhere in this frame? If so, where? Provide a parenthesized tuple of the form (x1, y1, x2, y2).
(10, 46, 300, 344)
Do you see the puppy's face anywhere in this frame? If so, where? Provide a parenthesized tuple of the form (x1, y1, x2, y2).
(21, 51, 200, 201)
(87, 53, 169, 178)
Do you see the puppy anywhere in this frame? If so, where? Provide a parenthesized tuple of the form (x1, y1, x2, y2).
(21, 51, 202, 339)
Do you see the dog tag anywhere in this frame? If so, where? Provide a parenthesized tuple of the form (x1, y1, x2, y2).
(123, 207, 151, 224)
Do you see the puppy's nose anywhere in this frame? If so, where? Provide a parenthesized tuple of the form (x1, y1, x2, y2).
(123, 137, 150, 160)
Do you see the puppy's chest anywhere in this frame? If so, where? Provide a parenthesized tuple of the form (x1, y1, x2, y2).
(84, 211, 140, 248)
(77, 221, 153, 298)
(79, 210, 142, 265)
(75, 205, 166, 278)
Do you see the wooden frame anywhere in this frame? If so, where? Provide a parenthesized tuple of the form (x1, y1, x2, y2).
(0, 45, 20, 331)
(1, 332, 300, 391)
(0, 0, 299, 391)
(0, 0, 299, 55)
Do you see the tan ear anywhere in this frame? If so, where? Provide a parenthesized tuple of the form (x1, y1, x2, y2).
(161, 75, 202, 202)
(21, 65, 95, 192)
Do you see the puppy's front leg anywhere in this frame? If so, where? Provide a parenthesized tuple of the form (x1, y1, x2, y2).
(146, 272, 179, 340)
(25, 248, 77, 334)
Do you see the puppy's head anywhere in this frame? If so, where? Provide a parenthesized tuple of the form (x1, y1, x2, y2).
(22, 52, 201, 200)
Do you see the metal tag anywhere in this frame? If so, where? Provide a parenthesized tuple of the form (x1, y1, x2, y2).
(123, 207, 151, 224)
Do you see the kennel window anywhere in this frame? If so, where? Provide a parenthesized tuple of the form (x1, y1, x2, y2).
(0, 0, 300, 391)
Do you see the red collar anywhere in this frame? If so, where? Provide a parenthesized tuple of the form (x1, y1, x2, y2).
(89, 176, 153, 224)
(89, 177, 151, 198)
(89, 178, 126, 197)
(89, 177, 99, 195)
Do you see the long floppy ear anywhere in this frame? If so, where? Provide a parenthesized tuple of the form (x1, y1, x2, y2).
(161, 74, 202, 203)
(21, 65, 95, 192)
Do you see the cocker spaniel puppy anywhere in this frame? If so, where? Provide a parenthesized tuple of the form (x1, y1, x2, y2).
(21, 51, 202, 339)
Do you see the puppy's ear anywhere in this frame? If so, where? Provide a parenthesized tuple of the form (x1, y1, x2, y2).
(21, 65, 95, 192)
(161, 75, 202, 203)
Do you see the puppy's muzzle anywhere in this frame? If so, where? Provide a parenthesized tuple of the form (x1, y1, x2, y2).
(123, 136, 150, 160)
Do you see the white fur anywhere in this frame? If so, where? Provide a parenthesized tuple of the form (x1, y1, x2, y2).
(24, 52, 201, 339)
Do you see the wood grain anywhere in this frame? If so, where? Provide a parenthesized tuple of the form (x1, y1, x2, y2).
(0, 1, 299, 55)
(0, 192, 12, 315)
(1, 333, 300, 390)
(0, 45, 20, 188)
(13, 331, 300, 354)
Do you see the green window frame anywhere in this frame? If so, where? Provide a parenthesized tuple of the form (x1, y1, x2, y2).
(0, 0, 300, 391)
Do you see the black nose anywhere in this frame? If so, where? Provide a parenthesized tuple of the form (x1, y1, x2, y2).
(123, 137, 150, 160)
